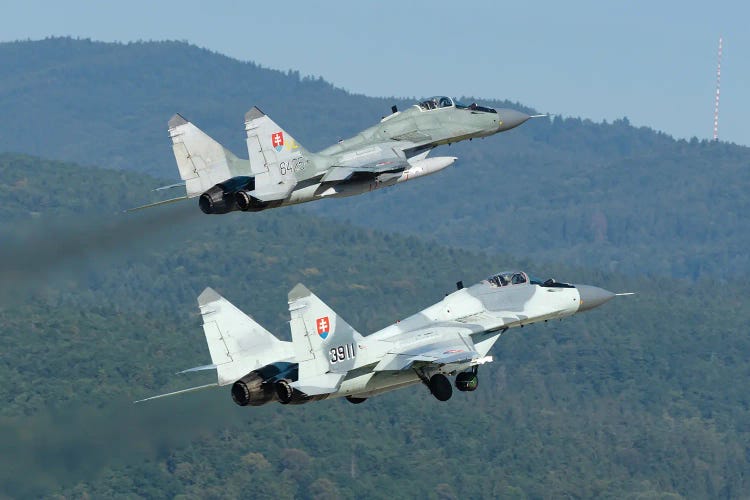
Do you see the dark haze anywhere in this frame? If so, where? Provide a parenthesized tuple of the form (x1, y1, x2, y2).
(0, 203, 200, 300)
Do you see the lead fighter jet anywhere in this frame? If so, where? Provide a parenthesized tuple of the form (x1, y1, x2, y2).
(137, 271, 629, 405)
(141, 97, 533, 213)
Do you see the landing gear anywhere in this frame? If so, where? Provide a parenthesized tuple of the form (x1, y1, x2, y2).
(345, 395, 367, 404)
(455, 366, 479, 392)
(455, 370, 479, 392)
(428, 374, 453, 401)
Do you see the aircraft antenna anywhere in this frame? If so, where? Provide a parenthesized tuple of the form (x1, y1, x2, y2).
(713, 36, 723, 141)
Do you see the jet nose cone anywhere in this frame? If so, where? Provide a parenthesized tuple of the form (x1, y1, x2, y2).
(497, 109, 531, 131)
(576, 285, 615, 312)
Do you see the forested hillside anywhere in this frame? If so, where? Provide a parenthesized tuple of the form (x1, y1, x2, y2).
(1, 38, 748, 281)
(1, 154, 749, 498)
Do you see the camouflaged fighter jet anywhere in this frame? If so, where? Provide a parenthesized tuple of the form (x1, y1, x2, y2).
(136, 271, 630, 405)
(141, 97, 532, 213)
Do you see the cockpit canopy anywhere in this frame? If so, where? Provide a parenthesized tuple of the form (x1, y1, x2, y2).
(417, 96, 455, 110)
(486, 271, 575, 288)
(416, 96, 497, 113)
(486, 271, 528, 287)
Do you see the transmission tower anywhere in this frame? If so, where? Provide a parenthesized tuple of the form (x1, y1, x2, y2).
(713, 36, 723, 141)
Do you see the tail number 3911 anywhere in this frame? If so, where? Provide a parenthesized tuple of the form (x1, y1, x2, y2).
(330, 343, 356, 363)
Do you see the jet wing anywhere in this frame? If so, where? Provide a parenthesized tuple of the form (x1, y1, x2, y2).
(321, 158, 410, 183)
(373, 331, 482, 372)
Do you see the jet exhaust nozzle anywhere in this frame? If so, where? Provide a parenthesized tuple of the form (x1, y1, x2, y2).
(199, 186, 236, 214)
(275, 379, 326, 405)
(231, 371, 279, 406)
(235, 190, 267, 212)
(198, 176, 254, 214)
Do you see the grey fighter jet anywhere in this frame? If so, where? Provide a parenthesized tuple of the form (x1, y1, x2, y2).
(142, 97, 532, 213)
(137, 271, 629, 405)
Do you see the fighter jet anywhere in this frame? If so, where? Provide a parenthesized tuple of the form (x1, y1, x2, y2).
(137, 271, 630, 405)
(140, 97, 533, 213)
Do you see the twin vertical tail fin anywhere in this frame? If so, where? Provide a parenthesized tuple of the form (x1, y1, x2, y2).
(243, 107, 312, 201)
(168, 114, 250, 198)
(198, 287, 292, 385)
(166, 109, 312, 204)
(287, 284, 363, 395)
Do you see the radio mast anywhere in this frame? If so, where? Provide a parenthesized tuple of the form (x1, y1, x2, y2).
(713, 36, 723, 141)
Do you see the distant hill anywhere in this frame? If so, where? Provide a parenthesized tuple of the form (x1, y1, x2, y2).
(0, 37, 418, 175)
(1, 38, 748, 281)
(1, 153, 749, 498)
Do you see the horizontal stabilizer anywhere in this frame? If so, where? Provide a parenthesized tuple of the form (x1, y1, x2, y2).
(177, 363, 218, 374)
(125, 196, 189, 213)
(134, 383, 218, 404)
(154, 182, 186, 192)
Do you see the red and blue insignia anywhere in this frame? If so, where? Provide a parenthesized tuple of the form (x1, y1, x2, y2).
(316, 316, 330, 339)
(271, 131, 285, 152)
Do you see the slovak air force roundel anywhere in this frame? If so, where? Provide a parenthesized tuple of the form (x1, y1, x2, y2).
(271, 131, 285, 152)
(316, 316, 330, 340)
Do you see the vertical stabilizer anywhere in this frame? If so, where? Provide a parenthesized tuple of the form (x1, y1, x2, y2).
(198, 287, 292, 385)
(243, 107, 309, 201)
(169, 114, 250, 197)
(286, 284, 363, 395)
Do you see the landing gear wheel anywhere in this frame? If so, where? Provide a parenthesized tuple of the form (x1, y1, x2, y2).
(345, 396, 367, 404)
(428, 374, 453, 401)
(455, 371, 479, 392)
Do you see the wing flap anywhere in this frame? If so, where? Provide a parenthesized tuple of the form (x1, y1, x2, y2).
(321, 159, 409, 183)
(373, 334, 479, 372)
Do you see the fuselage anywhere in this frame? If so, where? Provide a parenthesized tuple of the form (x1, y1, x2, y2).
(322, 271, 608, 400)
(270, 97, 530, 208)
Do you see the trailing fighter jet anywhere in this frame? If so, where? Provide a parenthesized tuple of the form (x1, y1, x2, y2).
(136, 271, 630, 405)
(137, 97, 533, 213)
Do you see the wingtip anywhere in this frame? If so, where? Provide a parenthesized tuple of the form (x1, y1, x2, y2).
(169, 113, 189, 129)
(245, 106, 265, 122)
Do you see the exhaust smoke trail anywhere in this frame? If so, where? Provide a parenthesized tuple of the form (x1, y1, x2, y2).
(0, 203, 200, 300)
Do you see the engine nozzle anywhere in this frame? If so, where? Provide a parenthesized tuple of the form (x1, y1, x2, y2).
(198, 176, 254, 214)
(231, 372, 278, 406)
(235, 190, 268, 212)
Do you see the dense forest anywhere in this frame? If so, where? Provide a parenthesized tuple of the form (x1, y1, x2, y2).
(0, 38, 749, 498)
(1, 154, 749, 498)
(1, 38, 747, 280)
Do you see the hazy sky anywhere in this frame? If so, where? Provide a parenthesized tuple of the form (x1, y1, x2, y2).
(2, 0, 747, 145)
